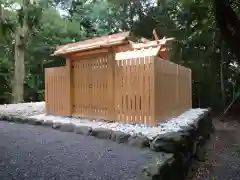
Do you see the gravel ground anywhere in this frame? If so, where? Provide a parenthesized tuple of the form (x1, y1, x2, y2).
(0, 102, 45, 116)
(0, 102, 207, 140)
(188, 117, 240, 180)
(0, 121, 159, 180)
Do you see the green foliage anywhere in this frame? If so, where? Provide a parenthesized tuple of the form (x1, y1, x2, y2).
(0, 0, 239, 112)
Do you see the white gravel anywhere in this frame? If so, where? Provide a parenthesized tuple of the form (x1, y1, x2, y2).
(0, 102, 208, 139)
(0, 102, 45, 116)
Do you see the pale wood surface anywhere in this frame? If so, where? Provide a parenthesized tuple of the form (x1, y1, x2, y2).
(45, 49, 192, 126)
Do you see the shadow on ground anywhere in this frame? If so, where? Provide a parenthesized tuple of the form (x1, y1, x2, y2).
(188, 116, 240, 180)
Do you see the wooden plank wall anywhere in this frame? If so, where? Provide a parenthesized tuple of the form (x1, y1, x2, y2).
(154, 58, 192, 123)
(115, 56, 155, 125)
(45, 54, 192, 126)
(178, 65, 192, 112)
(71, 54, 114, 120)
(45, 66, 71, 116)
(154, 59, 179, 122)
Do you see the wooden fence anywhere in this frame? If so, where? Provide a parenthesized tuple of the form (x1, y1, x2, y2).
(45, 54, 192, 126)
(45, 66, 71, 116)
(115, 56, 155, 125)
(154, 60, 192, 123)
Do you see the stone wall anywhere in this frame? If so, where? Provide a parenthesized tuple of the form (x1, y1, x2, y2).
(139, 109, 214, 180)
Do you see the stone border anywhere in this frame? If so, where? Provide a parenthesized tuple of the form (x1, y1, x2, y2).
(138, 108, 214, 180)
(0, 114, 153, 149)
(0, 109, 214, 180)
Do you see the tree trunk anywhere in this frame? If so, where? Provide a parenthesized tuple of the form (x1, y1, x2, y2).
(0, 3, 3, 18)
(12, 0, 30, 103)
(0, 3, 4, 32)
(12, 29, 26, 103)
(122, 4, 128, 31)
(215, 0, 240, 62)
(220, 40, 226, 109)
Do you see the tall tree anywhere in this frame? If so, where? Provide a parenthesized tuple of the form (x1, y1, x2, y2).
(11, 0, 42, 103)
(215, 0, 240, 62)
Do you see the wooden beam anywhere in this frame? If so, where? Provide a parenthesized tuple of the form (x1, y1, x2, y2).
(114, 38, 174, 53)
(67, 48, 109, 59)
(130, 39, 174, 50)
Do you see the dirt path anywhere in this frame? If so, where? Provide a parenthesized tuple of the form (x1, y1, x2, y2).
(188, 118, 240, 180)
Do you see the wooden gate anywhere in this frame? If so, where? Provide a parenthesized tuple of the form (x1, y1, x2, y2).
(45, 66, 71, 116)
(72, 54, 114, 120)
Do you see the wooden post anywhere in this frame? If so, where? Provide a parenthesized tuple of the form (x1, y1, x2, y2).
(176, 65, 179, 115)
(151, 56, 156, 126)
(66, 59, 73, 116)
(44, 68, 49, 114)
(189, 68, 192, 108)
(108, 49, 116, 120)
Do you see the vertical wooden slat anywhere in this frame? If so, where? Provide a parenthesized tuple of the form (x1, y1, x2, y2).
(80, 60, 83, 114)
(97, 58, 100, 116)
(133, 58, 138, 124)
(99, 57, 103, 116)
(176, 65, 179, 115)
(189, 69, 192, 108)
(146, 56, 150, 124)
(103, 57, 106, 117)
(66, 59, 72, 116)
(84, 60, 88, 115)
(104, 57, 107, 117)
(115, 60, 119, 121)
(127, 58, 132, 124)
(78, 61, 81, 114)
(148, 56, 152, 125)
(107, 51, 115, 120)
(119, 60, 124, 122)
(45, 70, 48, 113)
(95, 58, 99, 116)
(139, 56, 144, 124)
(88, 62, 90, 115)
(142, 56, 146, 124)
(123, 59, 127, 123)
(88, 61, 91, 115)
(146, 56, 151, 124)
(92, 58, 96, 116)
(132, 58, 136, 124)
(150, 56, 156, 126)
(135, 57, 140, 124)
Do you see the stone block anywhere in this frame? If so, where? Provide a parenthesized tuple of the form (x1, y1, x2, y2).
(28, 118, 44, 125)
(111, 131, 130, 143)
(128, 135, 150, 148)
(138, 153, 174, 180)
(150, 131, 189, 153)
(91, 128, 113, 139)
(75, 126, 92, 135)
(195, 144, 206, 162)
(52, 122, 61, 129)
(43, 120, 53, 127)
(12, 116, 24, 123)
(197, 110, 213, 139)
(1, 115, 12, 122)
(60, 123, 75, 132)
